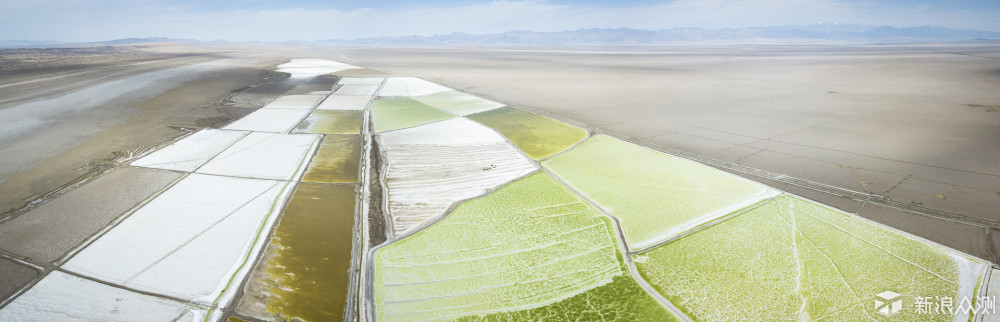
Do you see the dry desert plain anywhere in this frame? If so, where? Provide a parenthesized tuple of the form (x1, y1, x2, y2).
(1, 42, 999, 309)
(335, 44, 1000, 263)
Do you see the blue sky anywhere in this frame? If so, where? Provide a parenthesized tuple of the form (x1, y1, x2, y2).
(1, 0, 997, 42)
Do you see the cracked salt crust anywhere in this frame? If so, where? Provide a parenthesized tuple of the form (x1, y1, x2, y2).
(197, 132, 319, 181)
(259, 95, 326, 110)
(0, 271, 203, 321)
(316, 95, 371, 110)
(378, 118, 536, 235)
(276, 59, 358, 77)
(62, 174, 294, 308)
(378, 77, 452, 97)
(131, 129, 247, 172)
(222, 108, 311, 133)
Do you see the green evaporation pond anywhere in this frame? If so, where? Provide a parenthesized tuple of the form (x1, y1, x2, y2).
(294, 110, 363, 134)
(370, 97, 453, 132)
(468, 107, 588, 159)
(413, 90, 505, 116)
(257, 183, 356, 321)
(302, 135, 360, 183)
(634, 196, 975, 321)
(373, 172, 675, 321)
(460, 275, 678, 321)
(542, 135, 773, 249)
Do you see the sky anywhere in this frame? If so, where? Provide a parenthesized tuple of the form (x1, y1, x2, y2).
(1, 0, 998, 42)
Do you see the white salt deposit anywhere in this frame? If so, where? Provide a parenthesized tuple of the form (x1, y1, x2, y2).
(316, 95, 372, 111)
(222, 109, 311, 133)
(131, 129, 247, 172)
(334, 84, 380, 96)
(0, 271, 203, 321)
(260, 95, 326, 110)
(276, 59, 359, 77)
(378, 77, 452, 97)
(197, 132, 319, 181)
(62, 174, 293, 307)
(337, 77, 384, 85)
(379, 118, 537, 235)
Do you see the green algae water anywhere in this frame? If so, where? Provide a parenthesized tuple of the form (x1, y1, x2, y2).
(294, 110, 362, 134)
(542, 135, 774, 249)
(370, 97, 453, 132)
(302, 135, 360, 183)
(468, 106, 587, 159)
(460, 275, 677, 321)
(258, 183, 356, 321)
(634, 196, 971, 321)
(412, 90, 504, 116)
(373, 172, 675, 320)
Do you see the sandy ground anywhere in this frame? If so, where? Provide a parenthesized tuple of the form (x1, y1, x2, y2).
(332, 44, 1000, 261)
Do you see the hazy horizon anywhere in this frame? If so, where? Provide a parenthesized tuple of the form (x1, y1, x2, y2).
(2, 0, 999, 42)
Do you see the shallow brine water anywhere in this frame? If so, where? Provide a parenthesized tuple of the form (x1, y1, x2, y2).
(469, 106, 587, 159)
(254, 183, 357, 321)
(294, 110, 363, 135)
(302, 135, 361, 183)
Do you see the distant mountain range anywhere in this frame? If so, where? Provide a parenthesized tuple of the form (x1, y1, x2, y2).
(329, 24, 1000, 45)
(3, 24, 999, 49)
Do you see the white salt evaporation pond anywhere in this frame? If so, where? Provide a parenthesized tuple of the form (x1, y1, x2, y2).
(62, 174, 293, 308)
(259, 95, 325, 110)
(334, 84, 379, 96)
(413, 90, 505, 116)
(338, 77, 384, 85)
(378, 117, 537, 235)
(378, 77, 452, 97)
(130, 129, 247, 172)
(276, 59, 359, 77)
(0, 271, 204, 321)
(197, 132, 319, 181)
(317, 95, 373, 111)
(223, 109, 311, 133)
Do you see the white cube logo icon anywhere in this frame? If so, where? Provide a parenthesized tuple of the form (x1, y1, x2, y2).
(875, 291, 902, 316)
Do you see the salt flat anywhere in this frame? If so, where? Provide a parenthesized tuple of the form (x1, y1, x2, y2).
(0, 49, 273, 218)
(0, 167, 182, 263)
